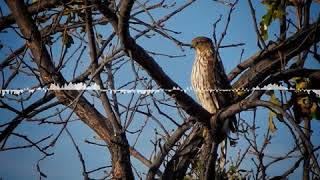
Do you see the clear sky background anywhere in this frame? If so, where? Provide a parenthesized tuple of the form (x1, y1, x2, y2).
(0, 0, 320, 179)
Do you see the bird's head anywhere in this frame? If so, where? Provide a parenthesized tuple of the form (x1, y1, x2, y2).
(191, 36, 214, 53)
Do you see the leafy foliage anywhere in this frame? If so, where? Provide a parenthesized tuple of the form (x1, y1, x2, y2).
(291, 77, 320, 123)
(260, 0, 286, 40)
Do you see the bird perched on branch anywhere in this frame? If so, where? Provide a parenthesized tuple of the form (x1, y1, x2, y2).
(191, 36, 237, 172)
(191, 36, 236, 138)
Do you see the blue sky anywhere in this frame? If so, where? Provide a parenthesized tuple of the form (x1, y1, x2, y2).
(0, 0, 320, 179)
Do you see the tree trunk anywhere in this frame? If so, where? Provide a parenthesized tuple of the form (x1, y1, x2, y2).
(201, 133, 218, 180)
(110, 132, 134, 180)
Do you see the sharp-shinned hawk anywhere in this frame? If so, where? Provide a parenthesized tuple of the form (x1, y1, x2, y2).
(191, 36, 236, 140)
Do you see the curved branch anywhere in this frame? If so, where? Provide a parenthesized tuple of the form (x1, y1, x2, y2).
(259, 68, 320, 86)
(214, 99, 320, 175)
(229, 21, 320, 85)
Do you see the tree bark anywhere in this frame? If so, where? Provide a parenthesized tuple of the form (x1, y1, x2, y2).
(303, 119, 311, 180)
(109, 133, 134, 180)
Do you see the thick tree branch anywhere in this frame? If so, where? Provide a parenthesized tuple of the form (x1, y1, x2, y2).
(230, 21, 320, 90)
(228, 21, 320, 82)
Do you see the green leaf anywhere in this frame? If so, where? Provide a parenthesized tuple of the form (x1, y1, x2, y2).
(274, 9, 285, 19)
(229, 165, 237, 173)
(310, 102, 320, 120)
(260, 0, 286, 40)
(260, 11, 273, 40)
(260, 22, 269, 40)
(263, 11, 273, 25)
